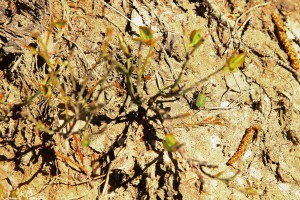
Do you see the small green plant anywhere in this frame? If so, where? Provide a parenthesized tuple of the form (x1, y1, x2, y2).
(103, 25, 248, 189)
(20, 20, 109, 138)
(0, 18, 248, 194)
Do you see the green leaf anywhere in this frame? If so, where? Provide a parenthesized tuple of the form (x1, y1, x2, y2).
(196, 87, 207, 108)
(139, 26, 154, 40)
(82, 137, 90, 147)
(133, 26, 155, 46)
(163, 134, 179, 152)
(53, 20, 67, 29)
(189, 29, 203, 48)
(223, 52, 247, 72)
(196, 94, 206, 108)
(118, 35, 131, 57)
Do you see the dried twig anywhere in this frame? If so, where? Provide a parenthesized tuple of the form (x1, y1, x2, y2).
(72, 134, 85, 165)
(98, 166, 111, 200)
(54, 150, 88, 174)
(99, 0, 138, 26)
(234, 2, 270, 30)
(203, 0, 231, 27)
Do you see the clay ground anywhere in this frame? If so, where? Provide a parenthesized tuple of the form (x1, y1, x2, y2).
(1, 0, 300, 199)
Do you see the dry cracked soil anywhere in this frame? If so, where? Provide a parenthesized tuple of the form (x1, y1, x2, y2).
(1, 0, 300, 199)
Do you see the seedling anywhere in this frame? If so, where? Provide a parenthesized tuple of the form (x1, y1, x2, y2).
(0, 15, 249, 196)
(104, 25, 248, 188)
